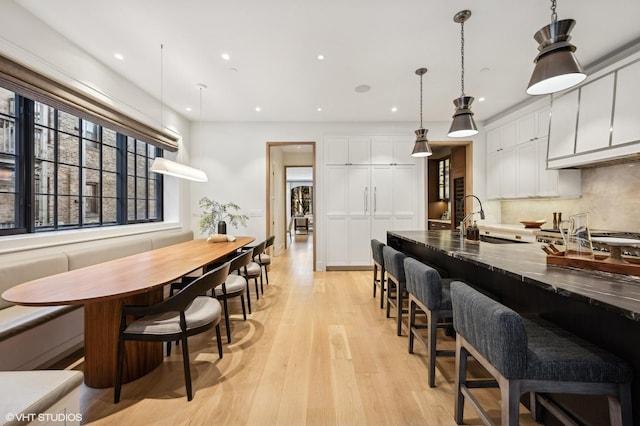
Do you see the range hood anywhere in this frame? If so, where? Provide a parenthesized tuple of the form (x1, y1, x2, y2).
(547, 141, 640, 169)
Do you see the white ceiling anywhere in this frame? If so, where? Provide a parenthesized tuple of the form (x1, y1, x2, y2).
(14, 0, 640, 124)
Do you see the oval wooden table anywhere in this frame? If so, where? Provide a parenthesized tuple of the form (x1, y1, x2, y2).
(1, 236, 254, 388)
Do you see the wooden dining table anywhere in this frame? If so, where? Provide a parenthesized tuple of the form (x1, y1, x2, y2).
(2, 236, 254, 388)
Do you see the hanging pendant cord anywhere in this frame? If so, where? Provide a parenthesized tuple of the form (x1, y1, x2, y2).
(160, 44, 164, 129)
(460, 20, 465, 96)
(419, 73, 423, 128)
(550, 0, 558, 23)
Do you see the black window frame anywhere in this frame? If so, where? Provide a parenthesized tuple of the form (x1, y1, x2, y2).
(0, 89, 164, 237)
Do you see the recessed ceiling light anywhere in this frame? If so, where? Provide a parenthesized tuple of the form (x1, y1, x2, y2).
(478, 97, 486, 102)
(317, 54, 325, 60)
(391, 107, 398, 112)
(255, 107, 261, 112)
(186, 107, 192, 112)
(114, 53, 124, 61)
(221, 53, 230, 61)
(480, 67, 490, 73)
(317, 107, 322, 112)
(354, 84, 371, 93)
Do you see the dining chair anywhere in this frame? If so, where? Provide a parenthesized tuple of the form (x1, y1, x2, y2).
(256, 235, 275, 285)
(214, 249, 253, 343)
(239, 240, 266, 299)
(114, 262, 230, 403)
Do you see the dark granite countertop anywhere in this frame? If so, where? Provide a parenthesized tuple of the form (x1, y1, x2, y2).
(388, 230, 640, 322)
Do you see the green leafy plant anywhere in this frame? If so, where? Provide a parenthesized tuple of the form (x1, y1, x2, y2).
(199, 197, 249, 236)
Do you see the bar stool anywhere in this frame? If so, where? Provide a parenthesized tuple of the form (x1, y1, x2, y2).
(382, 245, 407, 336)
(371, 239, 386, 309)
(404, 257, 456, 388)
(450, 281, 633, 426)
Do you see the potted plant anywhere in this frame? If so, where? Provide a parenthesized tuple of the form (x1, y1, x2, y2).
(199, 197, 249, 236)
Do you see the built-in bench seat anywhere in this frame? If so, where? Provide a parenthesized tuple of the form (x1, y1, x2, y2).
(0, 230, 194, 371)
(0, 370, 83, 425)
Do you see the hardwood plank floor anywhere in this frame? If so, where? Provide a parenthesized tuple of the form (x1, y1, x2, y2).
(69, 234, 538, 425)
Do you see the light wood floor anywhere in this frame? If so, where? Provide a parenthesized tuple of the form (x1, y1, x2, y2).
(71, 234, 538, 425)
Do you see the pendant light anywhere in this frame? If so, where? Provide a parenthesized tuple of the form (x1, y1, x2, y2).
(411, 68, 432, 157)
(150, 44, 208, 182)
(448, 10, 478, 138)
(526, 0, 585, 95)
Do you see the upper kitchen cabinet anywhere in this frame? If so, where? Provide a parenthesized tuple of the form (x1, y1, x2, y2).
(612, 60, 640, 146)
(486, 122, 516, 154)
(324, 136, 370, 165)
(548, 90, 579, 160)
(575, 74, 615, 153)
(517, 106, 550, 145)
(370, 136, 416, 165)
(547, 53, 640, 169)
(486, 100, 580, 200)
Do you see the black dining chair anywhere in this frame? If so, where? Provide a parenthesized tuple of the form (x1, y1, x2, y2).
(214, 249, 253, 343)
(114, 262, 230, 403)
(256, 235, 275, 285)
(239, 240, 266, 299)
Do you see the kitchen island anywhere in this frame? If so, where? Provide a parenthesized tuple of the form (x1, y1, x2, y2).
(388, 230, 640, 425)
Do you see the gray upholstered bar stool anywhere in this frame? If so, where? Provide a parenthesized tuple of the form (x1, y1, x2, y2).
(382, 245, 407, 336)
(404, 257, 456, 388)
(370, 239, 386, 309)
(450, 281, 633, 426)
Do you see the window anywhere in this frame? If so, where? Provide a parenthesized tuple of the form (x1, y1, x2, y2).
(0, 87, 17, 231)
(0, 86, 164, 236)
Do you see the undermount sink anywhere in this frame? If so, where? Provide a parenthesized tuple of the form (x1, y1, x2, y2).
(479, 235, 529, 244)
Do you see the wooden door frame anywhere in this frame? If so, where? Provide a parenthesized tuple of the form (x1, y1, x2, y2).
(425, 141, 473, 225)
(266, 142, 316, 271)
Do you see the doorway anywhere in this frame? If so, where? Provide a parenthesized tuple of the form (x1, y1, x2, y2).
(425, 141, 473, 230)
(266, 142, 316, 270)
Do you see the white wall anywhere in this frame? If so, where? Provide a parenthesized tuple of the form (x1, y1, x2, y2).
(189, 121, 485, 270)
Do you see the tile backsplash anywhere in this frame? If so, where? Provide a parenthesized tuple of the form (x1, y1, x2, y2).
(500, 162, 640, 232)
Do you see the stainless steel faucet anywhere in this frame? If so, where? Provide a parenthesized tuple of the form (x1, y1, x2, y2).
(459, 194, 485, 240)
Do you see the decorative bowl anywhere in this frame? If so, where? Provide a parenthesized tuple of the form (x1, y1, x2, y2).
(520, 220, 546, 229)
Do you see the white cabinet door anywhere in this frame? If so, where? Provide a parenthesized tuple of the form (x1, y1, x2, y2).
(325, 165, 348, 215)
(575, 74, 614, 153)
(517, 113, 536, 145)
(500, 147, 518, 198)
(536, 137, 559, 196)
(348, 137, 370, 165)
(486, 127, 502, 153)
(371, 165, 393, 216)
(392, 165, 416, 217)
(347, 166, 370, 215)
(324, 136, 349, 164)
(349, 216, 372, 266)
(501, 122, 517, 150)
(486, 151, 502, 199)
(536, 106, 551, 139)
(371, 136, 394, 164)
(326, 216, 348, 266)
(612, 60, 640, 146)
(548, 90, 579, 159)
(392, 136, 417, 165)
(517, 141, 537, 197)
